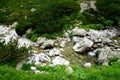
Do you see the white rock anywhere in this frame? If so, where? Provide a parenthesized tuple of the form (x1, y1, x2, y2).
(18, 38, 35, 48)
(72, 36, 82, 43)
(31, 8, 36, 12)
(28, 53, 51, 65)
(65, 67, 74, 74)
(37, 37, 46, 46)
(11, 22, 18, 28)
(64, 32, 69, 38)
(72, 27, 87, 36)
(0, 25, 9, 35)
(52, 56, 69, 66)
(31, 66, 37, 71)
(88, 52, 96, 57)
(73, 37, 93, 53)
(48, 48, 61, 57)
(102, 62, 109, 66)
(60, 41, 66, 48)
(80, 1, 96, 12)
(83, 62, 92, 68)
(42, 40, 54, 49)
(34, 70, 40, 74)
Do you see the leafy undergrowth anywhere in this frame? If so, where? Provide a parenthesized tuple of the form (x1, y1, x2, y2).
(0, 62, 120, 80)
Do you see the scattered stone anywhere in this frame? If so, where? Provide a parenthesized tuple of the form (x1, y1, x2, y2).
(65, 67, 74, 74)
(83, 62, 92, 68)
(52, 56, 69, 66)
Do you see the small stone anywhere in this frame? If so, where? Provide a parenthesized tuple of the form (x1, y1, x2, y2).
(83, 62, 92, 68)
(65, 67, 74, 74)
(31, 66, 37, 71)
(34, 70, 40, 74)
(88, 52, 96, 57)
(102, 62, 109, 66)
(52, 56, 69, 66)
(31, 8, 36, 12)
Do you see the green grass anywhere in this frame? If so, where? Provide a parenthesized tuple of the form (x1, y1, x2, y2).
(0, 62, 120, 80)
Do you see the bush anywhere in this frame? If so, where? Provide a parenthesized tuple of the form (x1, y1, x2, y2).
(96, 0, 120, 26)
(80, 24, 104, 30)
(16, 0, 80, 37)
(0, 40, 29, 66)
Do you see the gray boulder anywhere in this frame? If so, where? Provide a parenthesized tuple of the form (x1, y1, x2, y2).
(73, 37, 94, 53)
(42, 40, 55, 49)
(72, 27, 87, 36)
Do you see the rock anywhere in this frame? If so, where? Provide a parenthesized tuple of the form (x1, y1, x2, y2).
(28, 53, 51, 65)
(11, 22, 18, 28)
(31, 8, 36, 12)
(52, 56, 69, 66)
(34, 70, 40, 74)
(42, 40, 55, 49)
(60, 41, 66, 48)
(65, 67, 74, 74)
(83, 62, 92, 68)
(37, 37, 46, 46)
(48, 48, 62, 57)
(18, 38, 35, 48)
(102, 62, 109, 66)
(31, 66, 37, 71)
(0, 25, 9, 35)
(97, 47, 119, 64)
(88, 52, 96, 57)
(80, 1, 96, 12)
(72, 27, 87, 36)
(26, 28, 32, 34)
(73, 37, 94, 53)
(72, 36, 82, 43)
(16, 61, 25, 70)
(64, 32, 69, 38)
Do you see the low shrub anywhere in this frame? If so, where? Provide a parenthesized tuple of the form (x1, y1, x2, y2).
(80, 24, 104, 30)
(0, 40, 29, 66)
(96, 0, 120, 26)
(16, 0, 80, 38)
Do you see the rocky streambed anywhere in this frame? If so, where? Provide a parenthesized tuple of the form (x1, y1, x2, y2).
(0, 22, 120, 69)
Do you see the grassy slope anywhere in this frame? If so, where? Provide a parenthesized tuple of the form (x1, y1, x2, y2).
(0, 62, 120, 80)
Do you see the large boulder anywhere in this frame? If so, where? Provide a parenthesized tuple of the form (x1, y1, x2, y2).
(73, 37, 94, 53)
(36, 37, 46, 46)
(51, 56, 69, 66)
(72, 27, 87, 36)
(18, 38, 35, 48)
(95, 47, 120, 64)
(42, 39, 55, 49)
